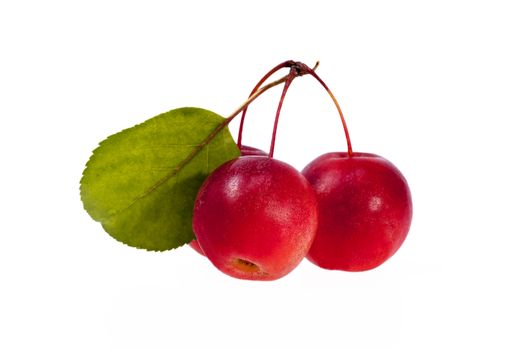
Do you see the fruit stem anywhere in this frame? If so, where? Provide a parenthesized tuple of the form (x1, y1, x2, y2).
(225, 75, 290, 124)
(133, 71, 295, 203)
(297, 63, 353, 155)
(236, 61, 320, 149)
(237, 60, 296, 148)
(268, 68, 298, 158)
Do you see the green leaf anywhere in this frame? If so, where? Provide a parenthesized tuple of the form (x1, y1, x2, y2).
(80, 107, 240, 251)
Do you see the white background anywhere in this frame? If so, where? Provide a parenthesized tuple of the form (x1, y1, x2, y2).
(1, 1, 524, 349)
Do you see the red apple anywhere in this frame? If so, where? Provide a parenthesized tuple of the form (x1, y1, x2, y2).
(188, 145, 268, 256)
(193, 156, 318, 280)
(302, 152, 412, 271)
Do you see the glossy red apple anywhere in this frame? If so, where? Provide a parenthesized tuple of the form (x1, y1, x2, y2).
(188, 145, 267, 256)
(193, 156, 318, 280)
(302, 152, 412, 271)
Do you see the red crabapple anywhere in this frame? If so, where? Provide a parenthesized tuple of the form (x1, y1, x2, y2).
(302, 152, 412, 271)
(192, 156, 318, 280)
(188, 145, 267, 256)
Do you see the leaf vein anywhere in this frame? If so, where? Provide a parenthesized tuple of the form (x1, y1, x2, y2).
(107, 117, 233, 219)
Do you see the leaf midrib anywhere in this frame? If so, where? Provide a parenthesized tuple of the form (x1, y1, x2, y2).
(105, 118, 230, 221)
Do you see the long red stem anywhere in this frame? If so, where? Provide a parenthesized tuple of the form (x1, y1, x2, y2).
(268, 69, 298, 158)
(297, 63, 353, 155)
(236, 60, 296, 148)
(237, 61, 320, 149)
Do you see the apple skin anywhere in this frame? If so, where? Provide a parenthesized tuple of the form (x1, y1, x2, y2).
(238, 145, 268, 157)
(302, 152, 412, 271)
(189, 145, 267, 256)
(188, 240, 205, 255)
(193, 156, 318, 280)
